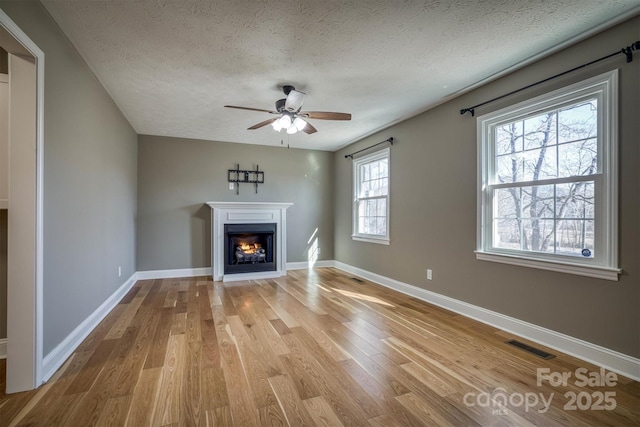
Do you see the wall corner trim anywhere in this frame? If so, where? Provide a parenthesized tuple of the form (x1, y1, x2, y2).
(331, 260, 640, 382)
(41, 273, 137, 382)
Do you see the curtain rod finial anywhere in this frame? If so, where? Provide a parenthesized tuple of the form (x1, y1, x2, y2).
(623, 41, 640, 63)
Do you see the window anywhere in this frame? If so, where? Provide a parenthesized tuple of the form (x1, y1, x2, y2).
(477, 71, 620, 280)
(353, 148, 390, 244)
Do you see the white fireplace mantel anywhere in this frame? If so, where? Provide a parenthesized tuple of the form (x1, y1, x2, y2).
(207, 202, 292, 282)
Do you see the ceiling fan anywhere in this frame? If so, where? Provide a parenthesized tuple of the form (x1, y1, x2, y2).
(224, 85, 351, 135)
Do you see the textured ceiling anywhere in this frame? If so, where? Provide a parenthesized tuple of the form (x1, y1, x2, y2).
(41, 0, 639, 151)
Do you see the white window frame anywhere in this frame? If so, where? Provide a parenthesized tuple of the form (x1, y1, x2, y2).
(476, 70, 620, 281)
(352, 147, 390, 244)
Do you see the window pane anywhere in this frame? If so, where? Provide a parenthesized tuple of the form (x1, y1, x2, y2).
(496, 122, 523, 155)
(556, 181, 594, 219)
(494, 218, 521, 250)
(357, 199, 386, 236)
(558, 100, 597, 144)
(522, 148, 557, 181)
(523, 112, 556, 150)
(495, 188, 519, 219)
(371, 161, 379, 179)
(377, 198, 387, 216)
(496, 153, 522, 184)
(379, 159, 388, 178)
(558, 138, 597, 177)
(521, 185, 554, 219)
(521, 219, 555, 253)
(360, 163, 369, 182)
(556, 219, 594, 256)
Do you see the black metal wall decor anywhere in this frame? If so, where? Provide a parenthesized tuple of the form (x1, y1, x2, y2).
(228, 164, 264, 195)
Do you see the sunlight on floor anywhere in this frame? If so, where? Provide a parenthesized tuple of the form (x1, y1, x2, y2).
(333, 288, 395, 307)
(307, 228, 319, 268)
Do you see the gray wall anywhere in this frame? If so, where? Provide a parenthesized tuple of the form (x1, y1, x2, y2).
(334, 17, 640, 358)
(1, 1, 138, 355)
(137, 135, 334, 271)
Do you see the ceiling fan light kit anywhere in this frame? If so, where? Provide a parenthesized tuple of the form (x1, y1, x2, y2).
(225, 85, 352, 136)
(273, 115, 308, 134)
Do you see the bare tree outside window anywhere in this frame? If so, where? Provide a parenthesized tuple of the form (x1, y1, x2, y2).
(493, 100, 597, 257)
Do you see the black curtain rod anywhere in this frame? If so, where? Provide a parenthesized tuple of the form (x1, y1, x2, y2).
(345, 137, 394, 159)
(460, 40, 640, 117)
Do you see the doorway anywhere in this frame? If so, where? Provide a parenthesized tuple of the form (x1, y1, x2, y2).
(0, 9, 44, 393)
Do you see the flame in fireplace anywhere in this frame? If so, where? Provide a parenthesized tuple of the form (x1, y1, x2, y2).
(239, 242, 261, 254)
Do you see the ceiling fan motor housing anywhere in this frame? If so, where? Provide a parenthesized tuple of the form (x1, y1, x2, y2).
(282, 85, 295, 95)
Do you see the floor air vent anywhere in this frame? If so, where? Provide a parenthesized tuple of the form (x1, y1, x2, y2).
(506, 340, 555, 359)
(351, 277, 365, 283)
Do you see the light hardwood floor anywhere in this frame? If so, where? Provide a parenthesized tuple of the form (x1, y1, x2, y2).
(1, 268, 638, 426)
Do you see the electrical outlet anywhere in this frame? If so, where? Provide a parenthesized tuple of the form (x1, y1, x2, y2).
(118, 266, 122, 277)
(317, 247, 321, 255)
(427, 269, 432, 280)
(229, 182, 234, 190)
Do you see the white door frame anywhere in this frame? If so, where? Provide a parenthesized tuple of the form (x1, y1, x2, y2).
(0, 7, 44, 392)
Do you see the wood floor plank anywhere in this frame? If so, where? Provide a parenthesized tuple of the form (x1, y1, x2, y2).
(105, 281, 152, 340)
(231, 329, 279, 408)
(2, 268, 638, 427)
(280, 328, 374, 425)
(395, 391, 480, 426)
(268, 375, 316, 427)
(125, 367, 161, 427)
(302, 395, 345, 427)
(200, 367, 230, 411)
(64, 354, 125, 426)
(144, 307, 175, 369)
(258, 404, 287, 427)
(216, 323, 260, 426)
(63, 339, 118, 395)
(95, 395, 132, 427)
(152, 333, 186, 426)
(181, 341, 203, 426)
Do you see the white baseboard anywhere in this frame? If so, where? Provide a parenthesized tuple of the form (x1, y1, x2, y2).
(135, 267, 212, 280)
(41, 273, 137, 382)
(287, 260, 334, 270)
(0, 338, 6, 360)
(331, 261, 640, 382)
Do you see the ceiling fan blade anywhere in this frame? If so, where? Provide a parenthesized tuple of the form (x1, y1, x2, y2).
(248, 117, 278, 130)
(284, 90, 306, 112)
(225, 105, 278, 114)
(302, 122, 317, 134)
(302, 111, 351, 120)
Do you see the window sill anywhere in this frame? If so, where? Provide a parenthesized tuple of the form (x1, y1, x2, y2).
(475, 251, 621, 281)
(352, 235, 390, 245)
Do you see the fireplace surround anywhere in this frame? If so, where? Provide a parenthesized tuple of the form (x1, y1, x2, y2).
(207, 202, 292, 282)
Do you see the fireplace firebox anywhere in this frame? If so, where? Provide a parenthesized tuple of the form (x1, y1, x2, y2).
(224, 223, 276, 275)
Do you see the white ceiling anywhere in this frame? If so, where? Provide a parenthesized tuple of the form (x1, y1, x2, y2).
(41, 0, 639, 151)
